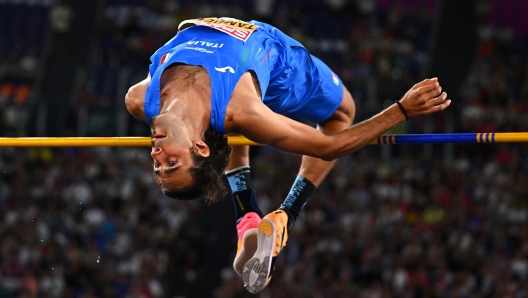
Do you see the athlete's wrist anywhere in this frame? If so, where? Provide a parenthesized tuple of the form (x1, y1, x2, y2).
(394, 100, 409, 121)
(388, 103, 409, 123)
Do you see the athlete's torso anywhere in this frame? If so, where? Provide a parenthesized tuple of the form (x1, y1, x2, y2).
(145, 18, 327, 133)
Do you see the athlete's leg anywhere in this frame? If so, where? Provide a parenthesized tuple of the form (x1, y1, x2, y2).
(281, 86, 356, 228)
(225, 145, 264, 221)
(243, 87, 356, 294)
(298, 86, 356, 183)
(225, 144, 264, 275)
(227, 144, 249, 170)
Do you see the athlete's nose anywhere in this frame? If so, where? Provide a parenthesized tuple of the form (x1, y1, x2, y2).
(151, 146, 162, 156)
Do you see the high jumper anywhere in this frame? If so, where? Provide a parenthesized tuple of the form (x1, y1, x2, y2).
(125, 17, 450, 294)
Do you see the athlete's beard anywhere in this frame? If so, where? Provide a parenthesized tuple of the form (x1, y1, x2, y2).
(149, 111, 168, 132)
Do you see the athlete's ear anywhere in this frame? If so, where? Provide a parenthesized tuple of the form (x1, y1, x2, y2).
(193, 141, 210, 158)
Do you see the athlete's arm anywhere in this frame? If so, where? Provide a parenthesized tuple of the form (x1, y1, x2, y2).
(125, 74, 151, 122)
(227, 78, 450, 161)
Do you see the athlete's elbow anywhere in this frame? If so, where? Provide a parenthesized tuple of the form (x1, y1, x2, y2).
(124, 91, 133, 113)
(320, 153, 340, 161)
(316, 141, 356, 161)
(124, 86, 147, 122)
(125, 87, 140, 113)
(316, 147, 341, 161)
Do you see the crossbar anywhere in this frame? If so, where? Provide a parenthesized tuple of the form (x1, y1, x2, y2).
(0, 133, 527, 147)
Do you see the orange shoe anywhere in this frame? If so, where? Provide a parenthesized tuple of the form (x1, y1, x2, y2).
(242, 210, 289, 294)
(233, 212, 260, 275)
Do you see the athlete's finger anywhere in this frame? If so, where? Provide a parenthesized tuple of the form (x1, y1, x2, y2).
(426, 84, 442, 97)
(413, 77, 438, 89)
(416, 80, 440, 95)
(430, 98, 451, 112)
(426, 92, 448, 108)
(427, 92, 448, 108)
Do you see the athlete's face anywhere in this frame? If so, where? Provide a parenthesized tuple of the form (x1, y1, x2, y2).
(150, 113, 195, 190)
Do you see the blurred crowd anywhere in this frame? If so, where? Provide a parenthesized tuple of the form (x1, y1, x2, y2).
(1, 145, 527, 298)
(215, 143, 528, 298)
(1, 0, 528, 297)
(0, 0, 52, 136)
(459, 0, 528, 135)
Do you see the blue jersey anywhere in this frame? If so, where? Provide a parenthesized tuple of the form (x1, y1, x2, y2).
(145, 18, 343, 134)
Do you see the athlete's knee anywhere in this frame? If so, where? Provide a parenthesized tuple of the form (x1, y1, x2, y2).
(327, 87, 355, 129)
(318, 89, 355, 134)
(341, 87, 356, 126)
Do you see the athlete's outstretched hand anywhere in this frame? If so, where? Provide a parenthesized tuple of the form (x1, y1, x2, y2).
(398, 78, 451, 117)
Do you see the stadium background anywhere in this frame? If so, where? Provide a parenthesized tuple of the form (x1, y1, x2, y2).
(1, 0, 528, 297)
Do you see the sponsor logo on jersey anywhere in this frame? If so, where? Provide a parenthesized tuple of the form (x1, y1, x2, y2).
(215, 66, 235, 73)
(179, 18, 260, 42)
(159, 53, 171, 65)
(184, 46, 214, 54)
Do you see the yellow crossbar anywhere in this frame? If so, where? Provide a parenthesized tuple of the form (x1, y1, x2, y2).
(0, 136, 260, 147)
(0, 133, 527, 147)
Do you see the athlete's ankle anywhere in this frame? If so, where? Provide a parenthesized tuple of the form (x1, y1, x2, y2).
(278, 207, 295, 232)
(279, 176, 316, 231)
(233, 189, 264, 222)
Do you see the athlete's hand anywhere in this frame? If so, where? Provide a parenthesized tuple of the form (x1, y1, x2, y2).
(398, 78, 451, 117)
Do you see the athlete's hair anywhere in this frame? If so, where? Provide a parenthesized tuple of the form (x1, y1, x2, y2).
(157, 126, 232, 202)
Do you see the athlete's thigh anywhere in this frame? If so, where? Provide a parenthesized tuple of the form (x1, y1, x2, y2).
(288, 54, 344, 123)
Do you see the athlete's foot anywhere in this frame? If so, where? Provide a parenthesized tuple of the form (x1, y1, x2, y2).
(233, 212, 261, 275)
(242, 210, 289, 294)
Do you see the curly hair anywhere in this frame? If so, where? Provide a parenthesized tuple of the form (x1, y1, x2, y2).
(158, 126, 232, 202)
